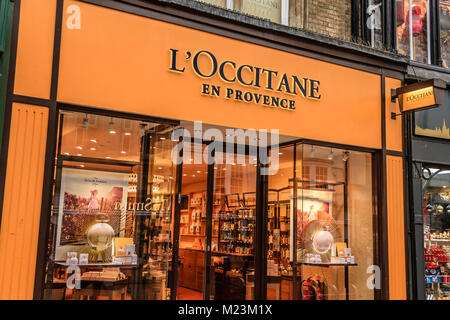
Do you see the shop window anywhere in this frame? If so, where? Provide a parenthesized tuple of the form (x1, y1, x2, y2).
(194, 0, 353, 41)
(266, 144, 376, 300)
(440, 1, 450, 68)
(43, 110, 176, 300)
(396, 0, 430, 64)
(366, 0, 384, 48)
(421, 166, 450, 300)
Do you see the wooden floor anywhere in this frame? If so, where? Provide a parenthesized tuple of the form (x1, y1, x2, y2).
(177, 287, 203, 300)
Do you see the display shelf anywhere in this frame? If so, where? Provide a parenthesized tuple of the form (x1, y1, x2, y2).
(296, 262, 358, 267)
(55, 262, 137, 268)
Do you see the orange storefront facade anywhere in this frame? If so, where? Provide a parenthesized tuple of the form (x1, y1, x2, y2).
(0, 0, 409, 300)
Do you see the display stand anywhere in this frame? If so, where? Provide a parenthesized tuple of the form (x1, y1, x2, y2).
(267, 176, 353, 300)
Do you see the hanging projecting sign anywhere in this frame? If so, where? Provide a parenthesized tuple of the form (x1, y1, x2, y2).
(392, 79, 447, 114)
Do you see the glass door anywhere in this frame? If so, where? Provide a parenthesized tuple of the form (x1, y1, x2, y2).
(206, 150, 257, 300)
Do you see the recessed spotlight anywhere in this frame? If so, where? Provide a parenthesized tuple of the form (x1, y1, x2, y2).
(90, 139, 97, 143)
(443, 186, 448, 188)
(183, 174, 187, 177)
(90, 147, 96, 151)
(64, 152, 70, 155)
(76, 146, 83, 150)
(80, 165, 85, 168)
(105, 156, 111, 159)
(192, 174, 196, 177)
(77, 153, 82, 156)
(124, 132, 131, 136)
(108, 119, 116, 134)
(121, 151, 126, 154)
(158, 167, 163, 170)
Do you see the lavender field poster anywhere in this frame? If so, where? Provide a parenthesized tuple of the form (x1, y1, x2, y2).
(55, 168, 128, 260)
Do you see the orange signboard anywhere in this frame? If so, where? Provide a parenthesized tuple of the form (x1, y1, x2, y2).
(400, 86, 436, 112)
(57, 0, 382, 149)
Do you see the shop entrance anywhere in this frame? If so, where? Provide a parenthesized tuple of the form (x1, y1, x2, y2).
(175, 140, 258, 300)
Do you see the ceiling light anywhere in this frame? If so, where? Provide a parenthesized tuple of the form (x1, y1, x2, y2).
(196, 170, 201, 173)
(76, 146, 82, 150)
(82, 116, 89, 129)
(124, 132, 131, 136)
(160, 137, 166, 141)
(121, 151, 126, 154)
(278, 152, 283, 155)
(109, 119, 116, 134)
(77, 154, 82, 157)
(192, 174, 196, 177)
(80, 165, 85, 168)
(183, 174, 187, 177)
(90, 147, 96, 151)
(105, 156, 111, 159)
(328, 149, 334, 160)
(64, 152, 70, 155)
(158, 167, 163, 170)
(90, 139, 97, 143)
(443, 186, 448, 188)
(343, 151, 349, 162)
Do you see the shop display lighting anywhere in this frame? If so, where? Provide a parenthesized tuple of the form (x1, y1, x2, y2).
(328, 149, 334, 160)
(109, 118, 116, 134)
(343, 151, 349, 162)
(82, 115, 89, 129)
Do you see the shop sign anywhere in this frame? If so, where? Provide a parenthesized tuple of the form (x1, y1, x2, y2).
(169, 48, 322, 111)
(392, 79, 447, 114)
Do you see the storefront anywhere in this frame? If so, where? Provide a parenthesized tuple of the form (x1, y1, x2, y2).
(0, 0, 409, 300)
(407, 88, 450, 300)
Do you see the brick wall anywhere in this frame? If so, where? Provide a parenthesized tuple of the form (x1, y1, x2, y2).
(302, 0, 352, 41)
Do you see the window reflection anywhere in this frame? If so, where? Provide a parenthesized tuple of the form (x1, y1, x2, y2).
(397, 0, 430, 63)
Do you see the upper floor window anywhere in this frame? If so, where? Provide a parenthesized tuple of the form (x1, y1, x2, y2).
(197, 0, 353, 41)
(440, 1, 450, 68)
(396, 0, 430, 64)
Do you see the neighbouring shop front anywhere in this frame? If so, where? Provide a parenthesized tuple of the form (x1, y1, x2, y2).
(408, 89, 450, 300)
(0, 0, 409, 300)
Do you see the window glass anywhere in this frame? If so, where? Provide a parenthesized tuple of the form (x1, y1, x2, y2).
(44, 111, 175, 300)
(297, 145, 375, 300)
(198, 0, 227, 8)
(422, 166, 450, 300)
(266, 143, 376, 300)
(367, 0, 383, 48)
(440, 1, 450, 68)
(397, 0, 429, 63)
(235, 0, 282, 24)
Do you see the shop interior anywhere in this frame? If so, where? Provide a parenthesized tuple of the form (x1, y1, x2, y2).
(44, 110, 378, 300)
(422, 166, 450, 300)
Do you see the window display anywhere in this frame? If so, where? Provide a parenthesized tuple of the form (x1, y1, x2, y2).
(397, 0, 430, 63)
(44, 111, 175, 300)
(422, 166, 450, 300)
(266, 144, 375, 300)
